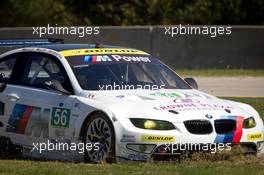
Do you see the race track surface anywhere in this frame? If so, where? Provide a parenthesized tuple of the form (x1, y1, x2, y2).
(194, 77, 264, 97)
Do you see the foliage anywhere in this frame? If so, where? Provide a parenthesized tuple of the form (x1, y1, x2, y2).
(0, 0, 264, 26)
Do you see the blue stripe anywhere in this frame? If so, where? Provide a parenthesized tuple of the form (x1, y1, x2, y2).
(6, 104, 27, 132)
(214, 134, 225, 143)
(84, 55, 92, 62)
(223, 133, 234, 143)
(214, 115, 237, 143)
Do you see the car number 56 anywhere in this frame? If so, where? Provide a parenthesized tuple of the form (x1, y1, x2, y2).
(51, 107, 71, 128)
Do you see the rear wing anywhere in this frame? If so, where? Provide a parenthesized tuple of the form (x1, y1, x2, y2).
(0, 38, 64, 55)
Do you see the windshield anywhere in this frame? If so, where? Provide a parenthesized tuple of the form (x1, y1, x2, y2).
(66, 55, 191, 91)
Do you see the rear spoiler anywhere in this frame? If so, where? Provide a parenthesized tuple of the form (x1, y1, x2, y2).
(0, 38, 64, 47)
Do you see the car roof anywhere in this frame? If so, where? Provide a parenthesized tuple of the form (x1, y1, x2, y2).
(35, 44, 124, 52)
(0, 43, 126, 56)
(38, 44, 150, 57)
(0, 43, 150, 58)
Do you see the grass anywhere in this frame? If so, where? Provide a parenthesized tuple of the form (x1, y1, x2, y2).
(0, 157, 264, 175)
(0, 97, 264, 175)
(176, 69, 264, 77)
(222, 97, 264, 119)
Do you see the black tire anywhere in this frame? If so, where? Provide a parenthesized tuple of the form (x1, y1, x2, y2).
(0, 136, 22, 159)
(83, 112, 116, 163)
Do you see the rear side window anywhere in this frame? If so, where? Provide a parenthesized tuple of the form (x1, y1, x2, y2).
(0, 57, 17, 83)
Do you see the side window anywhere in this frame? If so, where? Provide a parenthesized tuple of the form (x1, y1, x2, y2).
(22, 56, 67, 90)
(0, 57, 17, 83)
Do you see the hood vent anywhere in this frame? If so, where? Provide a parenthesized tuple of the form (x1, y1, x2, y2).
(168, 110, 179, 115)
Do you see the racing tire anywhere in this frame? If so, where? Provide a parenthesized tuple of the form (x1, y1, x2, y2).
(83, 112, 116, 163)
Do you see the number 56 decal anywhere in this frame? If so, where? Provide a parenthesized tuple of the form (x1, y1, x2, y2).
(51, 107, 71, 128)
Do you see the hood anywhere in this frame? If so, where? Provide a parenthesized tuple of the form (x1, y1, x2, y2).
(80, 89, 252, 122)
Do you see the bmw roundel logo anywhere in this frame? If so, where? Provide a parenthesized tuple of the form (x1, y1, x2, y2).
(205, 114, 213, 119)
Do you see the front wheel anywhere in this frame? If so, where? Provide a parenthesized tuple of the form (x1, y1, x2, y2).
(83, 113, 116, 163)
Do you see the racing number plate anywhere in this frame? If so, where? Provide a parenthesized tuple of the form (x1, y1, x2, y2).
(51, 107, 71, 128)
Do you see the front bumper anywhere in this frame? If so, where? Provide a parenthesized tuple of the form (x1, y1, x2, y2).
(117, 142, 264, 162)
(114, 118, 264, 161)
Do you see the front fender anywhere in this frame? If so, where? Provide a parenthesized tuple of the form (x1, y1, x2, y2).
(72, 97, 116, 141)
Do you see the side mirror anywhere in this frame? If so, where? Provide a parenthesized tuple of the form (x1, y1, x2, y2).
(184, 77, 198, 89)
(44, 80, 72, 95)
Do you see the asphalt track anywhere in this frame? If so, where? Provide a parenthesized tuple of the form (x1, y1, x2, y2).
(194, 76, 264, 97)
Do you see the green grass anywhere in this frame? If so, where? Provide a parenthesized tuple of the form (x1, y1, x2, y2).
(0, 97, 264, 175)
(222, 97, 264, 119)
(0, 157, 264, 175)
(176, 69, 264, 77)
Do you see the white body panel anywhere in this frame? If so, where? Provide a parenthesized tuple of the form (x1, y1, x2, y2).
(0, 47, 263, 162)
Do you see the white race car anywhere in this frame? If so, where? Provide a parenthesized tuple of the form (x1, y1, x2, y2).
(0, 39, 263, 162)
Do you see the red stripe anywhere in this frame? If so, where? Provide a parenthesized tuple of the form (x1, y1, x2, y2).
(16, 106, 33, 134)
(232, 116, 244, 143)
(92, 55, 96, 62)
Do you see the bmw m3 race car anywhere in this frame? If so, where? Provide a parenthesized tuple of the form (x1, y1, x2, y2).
(0, 39, 263, 163)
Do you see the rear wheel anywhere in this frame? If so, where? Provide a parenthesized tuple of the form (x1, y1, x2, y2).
(83, 113, 115, 163)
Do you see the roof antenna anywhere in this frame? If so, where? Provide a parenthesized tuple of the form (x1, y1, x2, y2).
(95, 43, 103, 48)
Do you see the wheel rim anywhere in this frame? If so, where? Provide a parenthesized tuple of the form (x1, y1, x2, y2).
(86, 117, 112, 162)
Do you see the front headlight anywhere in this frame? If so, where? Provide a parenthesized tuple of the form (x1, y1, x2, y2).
(130, 118, 175, 130)
(243, 117, 256, 129)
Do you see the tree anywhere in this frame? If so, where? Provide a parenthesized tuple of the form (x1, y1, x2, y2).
(0, 0, 263, 26)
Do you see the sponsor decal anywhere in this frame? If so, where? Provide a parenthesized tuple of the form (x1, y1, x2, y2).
(154, 103, 232, 111)
(173, 98, 200, 103)
(81, 54, 152, 63)
(84, 55, 112, 62)
(74, 102, 80, 108)
(247, 133, 263, 141)
(7, 104, 33, 134)
(6, 104, 49, 137)
(179, 92, 212, 99)
(128, 154, 148, 161)
(116, 95, 125, 98)
(141, 135, 175, 142)
(67, 54, 160, 66)
(60, 48, 149, 57)
(51, 107, 71, 128)
(214, 116, 244, 143)
(149, 92, 181, 98)
(120, 134, 136, 142)
(151, 92, 219, 111)
(111, 55, 151, 62)
(86, 93, 95, 99)
(150, 91, 212, 99)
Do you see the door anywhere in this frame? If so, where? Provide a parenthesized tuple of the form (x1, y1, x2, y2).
(1, 52, 76, 148)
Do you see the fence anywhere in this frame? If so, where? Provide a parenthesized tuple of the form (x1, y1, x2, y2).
(0, 26, 263, 69)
